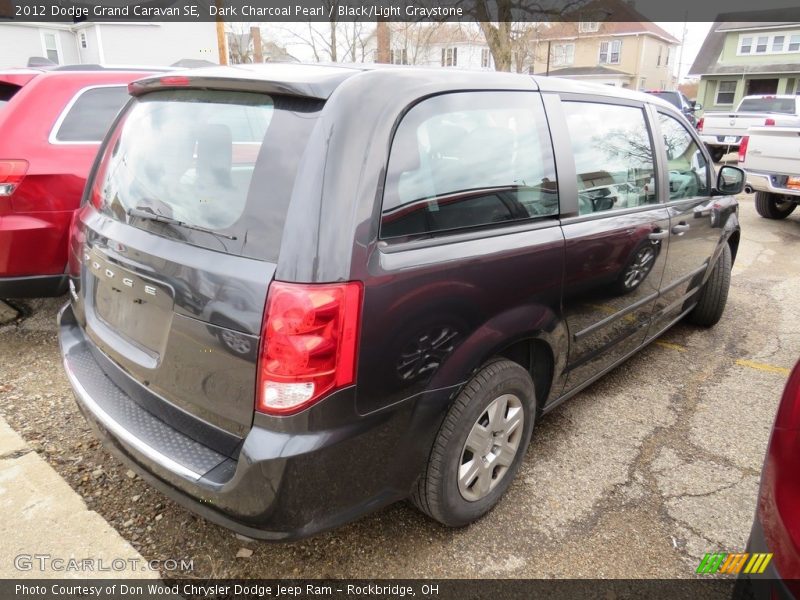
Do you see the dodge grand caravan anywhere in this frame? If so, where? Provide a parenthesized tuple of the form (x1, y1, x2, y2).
(59, 64, 744, 540)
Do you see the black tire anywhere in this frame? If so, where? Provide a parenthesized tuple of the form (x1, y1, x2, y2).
(707, 146, 726, 163)
(687, 244, 732, 327)
(410, 359, 535, 527)
(754, 192, 797, 220)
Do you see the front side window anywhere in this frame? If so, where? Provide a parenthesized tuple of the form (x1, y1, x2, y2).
(381, 92, 558, 240)
(658, 113, 710, 200)
(54, 86, 131, 143)
(562, 101, 657, 215)
(716, 81, 737, 105)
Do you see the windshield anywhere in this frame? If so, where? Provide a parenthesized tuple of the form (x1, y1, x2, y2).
(91, 89, 323, 260)
(649, 92, 682, 110)
(738, 97, 797, 114)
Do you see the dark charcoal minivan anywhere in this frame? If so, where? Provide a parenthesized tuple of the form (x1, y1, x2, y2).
(59, 64, 744, 540)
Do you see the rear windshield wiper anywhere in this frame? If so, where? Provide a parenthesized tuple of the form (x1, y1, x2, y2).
(127, 206, 238, 240)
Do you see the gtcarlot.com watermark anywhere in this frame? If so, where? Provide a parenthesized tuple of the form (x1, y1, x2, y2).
(14, 553, 193, 573)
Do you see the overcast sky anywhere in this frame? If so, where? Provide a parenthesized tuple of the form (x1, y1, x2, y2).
(260, 21, 714, 82)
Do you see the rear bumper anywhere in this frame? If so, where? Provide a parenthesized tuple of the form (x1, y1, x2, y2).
(0, 274, 68, 298)
(735, 516, 794, 600)
(745, 171, 800, 198)
(58, 303, 441, 540)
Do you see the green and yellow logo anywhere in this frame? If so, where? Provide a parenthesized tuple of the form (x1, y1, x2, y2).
(697, 552, 773, 575)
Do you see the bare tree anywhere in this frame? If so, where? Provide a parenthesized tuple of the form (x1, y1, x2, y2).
(226, 22, 256, 64)
(466, 0, 586, 72)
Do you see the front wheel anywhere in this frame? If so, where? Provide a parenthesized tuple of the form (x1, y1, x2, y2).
(410, 359, 535, 527)
(687, 244, 732, 327)
(754, 192, 797, 220)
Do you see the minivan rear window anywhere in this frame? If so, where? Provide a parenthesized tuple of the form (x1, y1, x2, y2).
(738, 97, 796, 114)
(92, 89, 322, 261)
(0, 83, 21, 109)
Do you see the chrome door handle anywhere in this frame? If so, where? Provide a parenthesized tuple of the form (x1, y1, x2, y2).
(648, 229, 669, 240)
(672, 223, 691, 235)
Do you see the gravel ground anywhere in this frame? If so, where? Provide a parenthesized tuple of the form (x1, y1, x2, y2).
(0, 194, 798, 579)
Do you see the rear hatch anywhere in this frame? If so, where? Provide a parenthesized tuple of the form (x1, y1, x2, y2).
(73, 81, 324, 439)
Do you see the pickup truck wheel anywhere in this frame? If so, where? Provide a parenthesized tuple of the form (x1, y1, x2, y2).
(755, 192, 797, 220)
(708, 147, 726, 163)
(687, 244, 731, 327)
(410, 359, 535, 527)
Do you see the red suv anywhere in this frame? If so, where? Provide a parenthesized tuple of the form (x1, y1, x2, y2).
(0, 67, 156, 297)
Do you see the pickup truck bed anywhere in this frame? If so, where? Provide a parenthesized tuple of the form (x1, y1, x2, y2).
(741, 125, 800, 220)
(699, 95, 800, 162)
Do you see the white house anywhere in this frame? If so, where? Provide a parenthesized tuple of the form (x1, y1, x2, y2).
(0, 22, 219, 69)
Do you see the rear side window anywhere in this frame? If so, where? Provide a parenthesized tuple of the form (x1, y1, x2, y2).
(0, 83, 21, 109)
(54, 86, 131, 142)
(562, 101, 657, 215)
(92, 89, 322, 261)
(738, 97, 796, 114)
(381, 91, 558, 240)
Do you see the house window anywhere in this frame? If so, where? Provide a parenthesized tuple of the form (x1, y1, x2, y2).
(772, 36, 785, 52)
(441, 47, 457, 67)
(740, 37, 753, 53)
(42, 32, 60, 64)
(390, 48, 408, 65)
(790, 35, 800, 51)
(657, 46, 662, 66)
(579, 21, 599, 33)
(481, 48, 490, 68)
(80, 32, 88, 49)
(552, 43, 575, 66)
(716, 81, 737, 105)
(599, 40, 621, 64)
(755, 36, 768, 53)
(665, 47, 670, 66)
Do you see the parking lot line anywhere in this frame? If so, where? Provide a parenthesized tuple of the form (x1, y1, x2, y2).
(654, 340, 687, 352)
(735, 359, 791, 376)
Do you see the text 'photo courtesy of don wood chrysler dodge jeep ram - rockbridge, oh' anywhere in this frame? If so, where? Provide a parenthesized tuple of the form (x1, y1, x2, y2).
(58, 63, 744, 540)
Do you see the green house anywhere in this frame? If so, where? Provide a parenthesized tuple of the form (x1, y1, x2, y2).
(689, 22, 800, 112)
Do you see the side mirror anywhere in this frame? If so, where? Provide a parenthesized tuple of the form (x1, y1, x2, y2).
(692, 102, 703, 111)
(716, 165, 745, 195)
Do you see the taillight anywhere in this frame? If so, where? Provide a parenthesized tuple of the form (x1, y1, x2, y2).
(774, 362, 800, 430)
(738, 136, 749, 162)
(765, 118, 776, 126)
(697, 117, 704, 131)
(0, 160, 28, 197)
(159, 75, 190, 87)
(256, 281, 363, 415)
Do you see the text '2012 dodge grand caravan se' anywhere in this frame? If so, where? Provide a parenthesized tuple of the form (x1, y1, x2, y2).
(59, 64, 744, 540)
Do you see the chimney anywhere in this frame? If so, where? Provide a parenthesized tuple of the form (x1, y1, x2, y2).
(251, 26, 263, 63)
(376, 21, 390, 63)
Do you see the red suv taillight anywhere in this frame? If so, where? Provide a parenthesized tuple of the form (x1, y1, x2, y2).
(697, 117, 704, 131)
(256, 281, 363, 415)
(0, 160, 28, 197)
(738, 136, 749, 163)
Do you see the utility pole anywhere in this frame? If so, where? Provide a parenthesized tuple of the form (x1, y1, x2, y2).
(215, 0, 227, 65)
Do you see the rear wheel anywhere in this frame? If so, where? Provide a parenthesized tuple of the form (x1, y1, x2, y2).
(410, 359, 535, 527)
(754, 192, 797, 220)
(687, 244, 732, 327)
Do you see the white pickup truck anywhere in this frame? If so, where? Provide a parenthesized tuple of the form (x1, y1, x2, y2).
(698, 95, 800, 163)
(740, 125, 800, 219)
